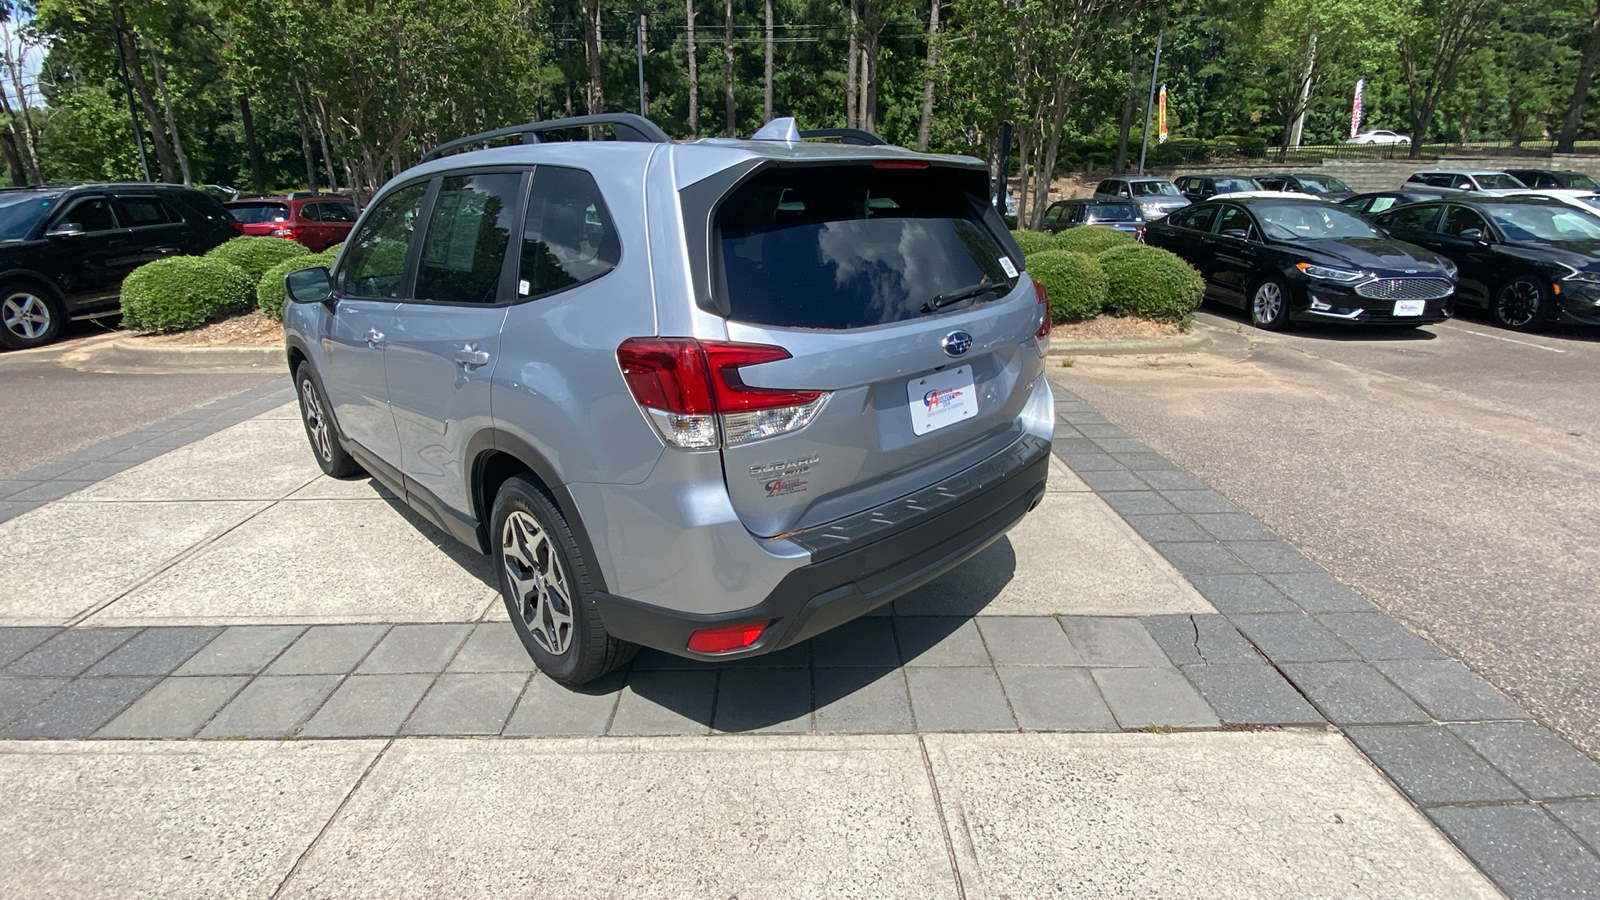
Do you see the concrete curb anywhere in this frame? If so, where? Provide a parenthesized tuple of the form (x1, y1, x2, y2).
(61, 338, 285, 374)
(1048, 330, 1210, 357)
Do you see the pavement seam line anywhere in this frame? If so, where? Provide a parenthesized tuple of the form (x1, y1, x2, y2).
(61, 496, 284, 627)
(917, 735, 969, 900)
(270, 737, 393, 899)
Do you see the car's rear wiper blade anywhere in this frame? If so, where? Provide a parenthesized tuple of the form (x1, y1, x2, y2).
(923, 281, 996, 313)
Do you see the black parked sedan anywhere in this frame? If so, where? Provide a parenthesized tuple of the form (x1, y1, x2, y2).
(1341, 190, 1447, 216)
(1146, 197, 1457, 329)
(0, 183, 238, 349)
(1039, 199, 1144, 237)
(1374, 196, 1600, 330)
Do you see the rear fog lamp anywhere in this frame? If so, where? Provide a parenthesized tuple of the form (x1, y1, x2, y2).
(687, 620, 771, 653)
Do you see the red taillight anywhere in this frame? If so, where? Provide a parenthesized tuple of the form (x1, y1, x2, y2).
(230, 220, 244, 234)
(618, 338, 829, 449)
(873, 159, 929, 169)
(1034, 279, 1051, 339)
(617, 338, 823, 414)
(687, 620, 771, 653)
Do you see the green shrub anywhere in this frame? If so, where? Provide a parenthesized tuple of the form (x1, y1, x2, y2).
(257, 249, 337, 322)
(1053, 225, 1136, 254)
(204, 236, 310, 281)
(1096, 244, 1206, 327)
(1027, 250, 1107, 323)
(120, 257, 254, 333)
(1010, 229, 1056, 257)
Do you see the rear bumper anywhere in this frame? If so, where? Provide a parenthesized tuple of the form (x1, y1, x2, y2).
(593, 432, 1051, 659)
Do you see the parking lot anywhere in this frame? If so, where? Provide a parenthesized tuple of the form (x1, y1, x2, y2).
(1060, 307, 1600, 766)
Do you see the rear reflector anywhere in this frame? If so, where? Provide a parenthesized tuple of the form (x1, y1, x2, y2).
(873, 159, 930, 169)
(687, 620, 771, 653)
(617, 338, 828, 450)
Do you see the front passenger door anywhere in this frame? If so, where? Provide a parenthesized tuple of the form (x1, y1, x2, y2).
(43, 196, 133, 305)
(320, 180, 429, 468)
(1435, 205, 1498, 307)
(384, 171, 525, 517)
(1208, 205, 1260, 304)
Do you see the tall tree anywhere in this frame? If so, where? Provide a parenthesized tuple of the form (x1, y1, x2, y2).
(583, 0, 604, 114)
(1399, 0, 1501, 157)
(724, 0, 735, 135)
(687, 0, 699, 134)
(763, 0, 773, 120)
(846, 0, 858, 127)
(1559, 0, 1600, 151)
(916, 0, 941, 149)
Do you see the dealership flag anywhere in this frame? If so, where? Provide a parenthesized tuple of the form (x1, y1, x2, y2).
(1351, 78, 1365, 139)
(1158, 85, 1169, 143)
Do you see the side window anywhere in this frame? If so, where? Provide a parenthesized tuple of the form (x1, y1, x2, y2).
(1116, 182, 1132, 198)
(1453, 175, 1476, 190)
(1441, 205, 1490, 237)
(1366, 197, 1399, 214)
(336, 182, 428, 300)
(115, 196, 177, 227)
(61, 197, 118, 232)
(415, 172, 523, 305)
(518, 166, 620, 300)
(322, 202, 357, 223)
(1042, 204, 1064, 227)
(299, 203, 323, 222)
(1215, 206, 1254, 238)
(1096, 180, 1114, 195)
(1383, 204, 1440, 232)
(1177, 204, 1219, 232)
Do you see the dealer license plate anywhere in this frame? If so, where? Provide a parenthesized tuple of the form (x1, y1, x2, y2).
(1393, 300, 1427, 317)
(908, 366, 976, 436)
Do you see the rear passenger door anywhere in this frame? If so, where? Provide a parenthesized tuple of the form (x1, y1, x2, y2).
(112, 194, 187, 267)
(383, 170, 523, 517)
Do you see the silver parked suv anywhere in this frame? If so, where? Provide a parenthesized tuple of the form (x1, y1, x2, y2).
(282, 114, 1054, 684)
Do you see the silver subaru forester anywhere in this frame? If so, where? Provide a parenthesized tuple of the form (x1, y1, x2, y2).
(283, 114, 1054, 684)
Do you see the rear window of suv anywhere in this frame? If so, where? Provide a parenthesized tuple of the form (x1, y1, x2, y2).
(714, 165, 1014, 329)
(228, 202, 290, 224)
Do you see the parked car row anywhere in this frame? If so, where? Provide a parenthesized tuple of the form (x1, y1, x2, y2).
(0, 183, 359, 349)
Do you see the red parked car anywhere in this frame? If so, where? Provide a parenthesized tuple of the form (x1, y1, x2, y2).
(224, 195, 357, 252)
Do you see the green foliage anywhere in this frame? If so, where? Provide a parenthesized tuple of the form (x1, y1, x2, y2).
(1010, 230, 1056, 256)
(1096, 244, 1206, 327)
(1053, 226, 1136, 254)
(205, 236, 310, 282)
(257, 249, 337, 322)
(120, 257, 255, 334)
(1027, 250, 1107, 323)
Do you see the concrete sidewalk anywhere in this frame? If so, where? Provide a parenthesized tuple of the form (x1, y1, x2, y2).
(0, 374, 1590, 896)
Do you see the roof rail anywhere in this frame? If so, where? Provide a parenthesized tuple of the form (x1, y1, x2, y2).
(421, 113, 672, 163)
(797, 128, 888, 147)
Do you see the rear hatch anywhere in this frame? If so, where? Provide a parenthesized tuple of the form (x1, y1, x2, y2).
(702, 162, 1044, 538)
(225, 201, 291, 236)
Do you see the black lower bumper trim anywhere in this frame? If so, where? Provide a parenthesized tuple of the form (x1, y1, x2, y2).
(593, 433, 1051, 659)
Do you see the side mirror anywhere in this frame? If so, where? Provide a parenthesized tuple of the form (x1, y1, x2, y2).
(1221, 228, 1250, 240)
(286, 266, 334, 305)
(1459, 228, 1488, 242)
(46, 223, 85, 238)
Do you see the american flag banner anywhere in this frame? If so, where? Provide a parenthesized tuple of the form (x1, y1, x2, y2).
(1351, 78, 1365, 139)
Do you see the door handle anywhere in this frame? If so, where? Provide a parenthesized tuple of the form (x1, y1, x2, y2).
(455, 346, 491, 368)
(148, 245, 181, 255)
(365, 329, 385, 348)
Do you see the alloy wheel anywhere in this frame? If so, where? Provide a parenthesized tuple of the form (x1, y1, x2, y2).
(299, 378, 334, 463)
(502, 510, 575, 655)
(2, 292, 50, 340)
(1495, 278, 1541, 328)
(1253, 282, 1284, 325)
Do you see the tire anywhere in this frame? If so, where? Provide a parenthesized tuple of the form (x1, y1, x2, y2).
(1250, 276, 1292, 330)
(1492, 274, 1549, 331)
(0, 282, 63, 350)
(294, 363, 363, 478)
(492, 474, 636, 685)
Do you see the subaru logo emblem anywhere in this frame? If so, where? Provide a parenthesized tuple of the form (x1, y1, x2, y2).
(942, 331, 973, 357)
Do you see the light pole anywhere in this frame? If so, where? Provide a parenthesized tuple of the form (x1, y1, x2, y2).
(109, 25, 151, 182)
(1137, 30, 1164, 176)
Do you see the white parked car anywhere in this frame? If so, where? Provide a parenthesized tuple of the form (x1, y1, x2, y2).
(1502, 188, 1600, 216)
(1350, 130, 1411, 145)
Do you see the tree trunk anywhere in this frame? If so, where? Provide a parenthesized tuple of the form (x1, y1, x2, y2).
(583, 0, 604, 115)
(239, 95, 265, 193)
(687, 0, 699, 135)
(293, 84, 319, 193)
(1113, 53, 1141, 174)
(110, 2, 177, 183)
(724, 0, 736, 136)
(1559, 1, 1600, 153)
(0, 37, 40, 183)
(915, 0, 941, 151)
(313, 101, 341, 192)
(148, 45, 191, 185)
(846, 0, 858, 128)
(0, 129, 24, 186)
(861, 28, 879, 132)
(1015, 124, 1031, 225)
(764, 0, 774, 121)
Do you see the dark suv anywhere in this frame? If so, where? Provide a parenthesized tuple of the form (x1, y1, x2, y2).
(0, 183, 238, 349)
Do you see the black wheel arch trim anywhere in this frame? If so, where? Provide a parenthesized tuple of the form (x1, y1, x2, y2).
(465, 428, 608, 590)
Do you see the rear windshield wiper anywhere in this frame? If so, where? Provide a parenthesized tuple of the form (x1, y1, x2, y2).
(923, 281, 996, 313)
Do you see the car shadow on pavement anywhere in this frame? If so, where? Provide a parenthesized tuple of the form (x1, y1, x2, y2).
(1203, 302, 1441, 342)
(376, 492, 500, 591)
(619, 537, 1018, 733)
